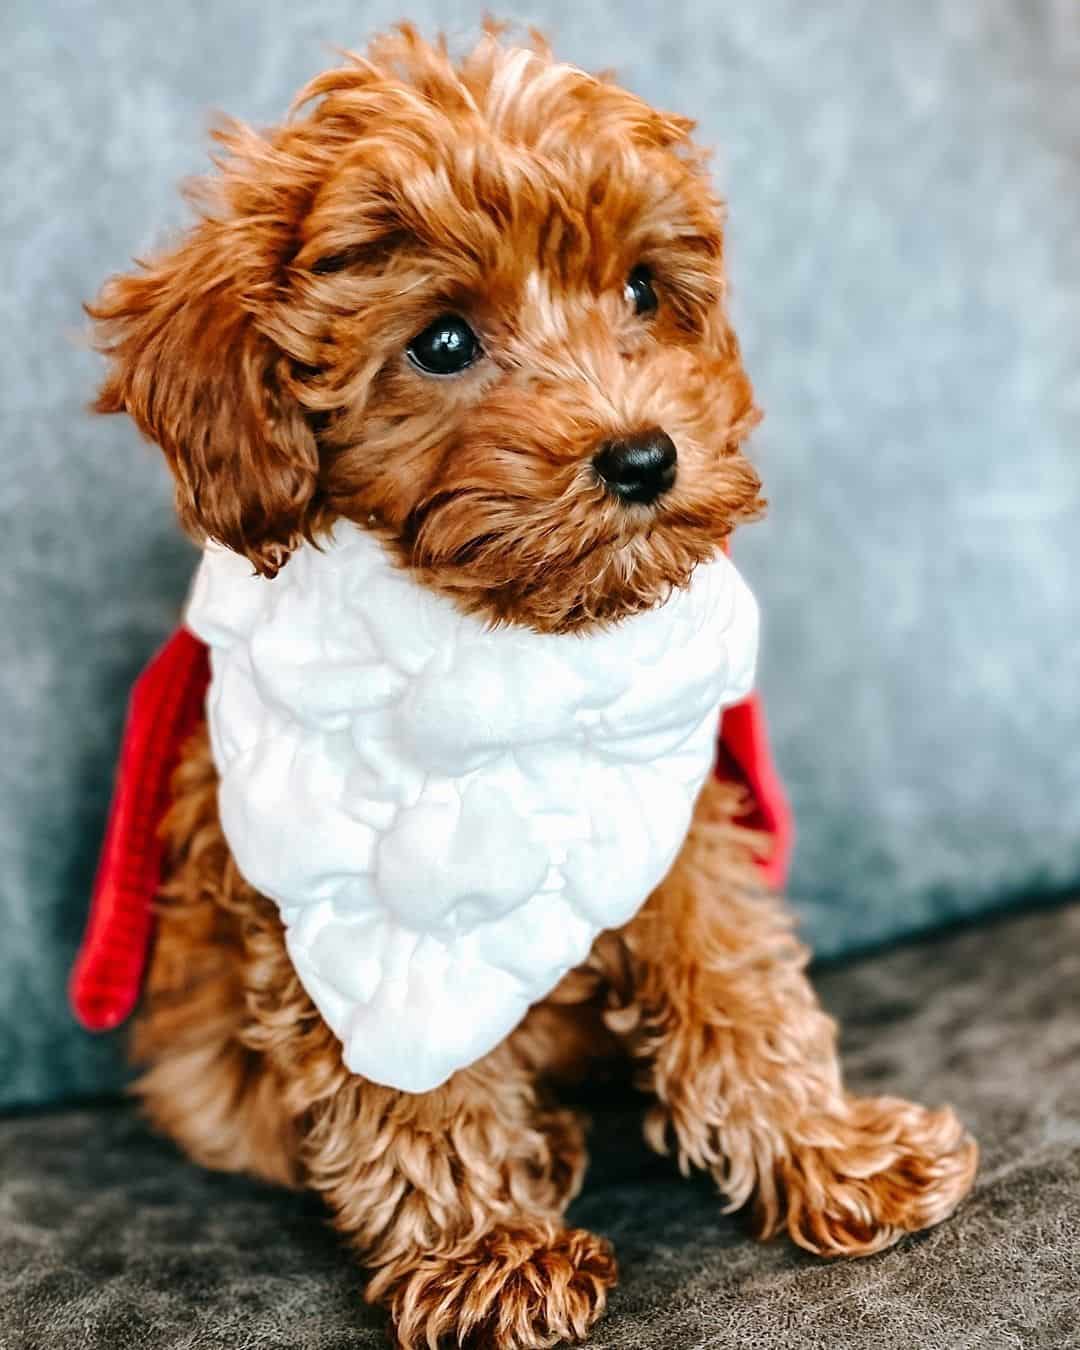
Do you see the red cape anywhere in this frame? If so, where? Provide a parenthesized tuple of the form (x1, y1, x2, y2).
(70, 628, 793, 1033)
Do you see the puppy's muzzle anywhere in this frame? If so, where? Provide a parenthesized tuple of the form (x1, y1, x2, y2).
(593, 428, 677, 505)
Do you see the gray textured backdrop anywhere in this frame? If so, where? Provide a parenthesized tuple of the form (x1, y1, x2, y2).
(3, 0, 1078, 1110)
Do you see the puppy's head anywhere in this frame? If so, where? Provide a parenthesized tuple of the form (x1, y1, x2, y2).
(89, 24, 763, 631)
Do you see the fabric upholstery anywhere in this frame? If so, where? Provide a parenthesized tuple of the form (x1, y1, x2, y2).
(3, 0, 1077, 1107)
(2, 902, 1078, 1349)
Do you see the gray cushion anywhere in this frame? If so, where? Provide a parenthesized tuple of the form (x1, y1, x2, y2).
(2, 902, 1078, 1349)
(4, 0, 1078, 1108)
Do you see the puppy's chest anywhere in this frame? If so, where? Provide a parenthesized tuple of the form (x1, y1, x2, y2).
(187, 525, 758, 1092)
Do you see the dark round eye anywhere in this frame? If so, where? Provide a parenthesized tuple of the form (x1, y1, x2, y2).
(624, 266, 659, 317)
(406, 315, 481, 376)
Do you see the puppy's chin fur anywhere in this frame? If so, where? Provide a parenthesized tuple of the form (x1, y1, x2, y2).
(86, 22, 763, 633)
(390, 348, 763, 634)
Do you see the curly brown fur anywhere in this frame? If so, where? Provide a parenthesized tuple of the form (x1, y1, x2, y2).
(92, 24, 976, 1349)
(86, 22, 761, 629)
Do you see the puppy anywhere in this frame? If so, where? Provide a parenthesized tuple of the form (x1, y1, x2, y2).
(86, 25, 977, 1349)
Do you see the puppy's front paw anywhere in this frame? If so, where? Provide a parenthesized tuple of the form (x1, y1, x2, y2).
(758, 1096, 977, 1258)
(378, 1221, 616, 1349)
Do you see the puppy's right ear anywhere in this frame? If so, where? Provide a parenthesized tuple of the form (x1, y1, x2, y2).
(87, 210, 319, 578)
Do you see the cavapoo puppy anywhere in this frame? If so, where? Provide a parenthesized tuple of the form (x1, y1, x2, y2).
(83, 24, 977, 1349)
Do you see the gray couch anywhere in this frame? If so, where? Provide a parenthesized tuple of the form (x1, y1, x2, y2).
(3, 1, 1078, 1346)
(4, 906, 1079, 1348)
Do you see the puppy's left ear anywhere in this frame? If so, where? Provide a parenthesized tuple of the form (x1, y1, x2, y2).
(87, 195, 318, 578)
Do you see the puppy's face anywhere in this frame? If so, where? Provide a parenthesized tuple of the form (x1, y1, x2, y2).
(90, 27, 763, 632)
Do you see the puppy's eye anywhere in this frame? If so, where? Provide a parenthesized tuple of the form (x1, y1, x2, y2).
(625, 266, 659, 317)
(406, 315, 481, 376)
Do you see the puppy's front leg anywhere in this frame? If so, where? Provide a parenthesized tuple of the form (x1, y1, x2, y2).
(613, 777, 977, 1256)
(300, 1043, 615, 1350)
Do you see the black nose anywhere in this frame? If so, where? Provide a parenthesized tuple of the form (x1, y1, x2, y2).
(592, 428, 677, 505)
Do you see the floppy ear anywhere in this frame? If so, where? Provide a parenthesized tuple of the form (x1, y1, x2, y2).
(87, 200, 319, 578)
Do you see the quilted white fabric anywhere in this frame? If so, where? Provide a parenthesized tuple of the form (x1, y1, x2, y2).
(185, 525, 759, 1092)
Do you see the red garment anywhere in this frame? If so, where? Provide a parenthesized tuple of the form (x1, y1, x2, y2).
(70, 629, 793, 1033)
(69, 629, 210, 1032)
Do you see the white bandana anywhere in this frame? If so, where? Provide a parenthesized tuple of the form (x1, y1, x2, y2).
(185, 524, 759, 1092)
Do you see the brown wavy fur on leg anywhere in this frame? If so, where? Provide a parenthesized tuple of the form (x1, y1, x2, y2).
(137, 727, 619, 1347)
(611, 777, 978, 1258)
